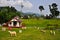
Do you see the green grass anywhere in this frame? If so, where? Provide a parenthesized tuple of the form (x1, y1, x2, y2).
(0, 19, 60, 40)
(0, 27, 60, 40)
(22, 19, 60, 27)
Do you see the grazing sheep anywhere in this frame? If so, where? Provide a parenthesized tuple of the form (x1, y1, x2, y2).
(22, 27, 27, 29)
(40, 30, 46, 33)
(2, 27, 6, 31)
(37, 27, 40, 30)
(50, 30, 53, 34)
(50, 30, 55, 35)
(8, 31, 16, 36)
(19, 30, 22, 33)
(53, 31, 55, 35)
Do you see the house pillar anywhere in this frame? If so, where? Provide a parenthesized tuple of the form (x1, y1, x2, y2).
(8, 24, 11, 27)
(16, 22, 19, 27)
(11, 22, 13, 27)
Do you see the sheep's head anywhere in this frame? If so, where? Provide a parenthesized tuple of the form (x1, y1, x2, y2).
(8, 31, 11, 33)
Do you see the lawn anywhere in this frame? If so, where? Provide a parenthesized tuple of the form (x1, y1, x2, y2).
(0, 19, 60, 40)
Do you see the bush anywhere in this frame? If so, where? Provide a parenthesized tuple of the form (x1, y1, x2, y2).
(44, 24, 60, 30)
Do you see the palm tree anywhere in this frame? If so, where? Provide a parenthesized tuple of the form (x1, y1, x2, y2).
(52, 3, 58, 10)
(21, 2, 24, 12)
(39, 6, 44, 12)
(39, 6, 44, 17)
(52, 3, 57, 8)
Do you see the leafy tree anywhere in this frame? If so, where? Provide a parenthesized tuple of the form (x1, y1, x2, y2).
(49, 3, 59, 18)
(0, 6, 21, 24)
(39, 6, 44, 18)
(39, 6, 44, 11)
(21, 3, 24, 12)
(52, 3, 57, 8)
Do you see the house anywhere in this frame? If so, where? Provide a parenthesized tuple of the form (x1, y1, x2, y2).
(3, 16, 23, 28)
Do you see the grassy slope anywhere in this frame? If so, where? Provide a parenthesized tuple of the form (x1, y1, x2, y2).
(0, 19, 60, 40)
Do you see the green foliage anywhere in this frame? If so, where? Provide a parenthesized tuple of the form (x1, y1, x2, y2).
(39, 6, 45, 18)
(0, 6, 21, 24)
(49, 3, 60, 18)
(45, 26, 56, 30)
(39, 6, 44, 11)
(52, 3, 57, 8)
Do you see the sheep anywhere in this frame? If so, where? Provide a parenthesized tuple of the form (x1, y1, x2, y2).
(50, 30, 53, 34)
(50, 30, 55, 35)
(37, 27, 40, 30)
(2, 27, 6, 31)
(22, 27, 27, 29)
(40, 29, 46, 33)
(8, 31, 16, 36)
(53, 31, 55, 35)
(19, 30, 22, 33)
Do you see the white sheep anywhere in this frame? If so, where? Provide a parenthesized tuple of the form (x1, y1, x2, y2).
(53, 31, 56, 35)
(40, 30, 46, 33)
(50, 30, 55, 35)
(19, 30, 22, 33)
(37, 27, 40, 30)
(50, 30, 53, 34)
(22, 27, 27, 29)
(2, 27, 6, 31)
(8, 31, 16, 36)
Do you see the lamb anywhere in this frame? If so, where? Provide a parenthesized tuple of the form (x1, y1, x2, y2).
(37, 27, 40, 30)
(50, 30, 55, 35)
(2, 27, 6, 31)
(40, 30, 46, 33)
(53, 31, 55, 35)
(22, 27, 27, 29)
(19, 30, 22, 33)
(8, 31, 16, 36)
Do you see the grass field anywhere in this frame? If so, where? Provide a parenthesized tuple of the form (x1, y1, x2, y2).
(22, 19, 60, 27)
(0, 19, 60, 40)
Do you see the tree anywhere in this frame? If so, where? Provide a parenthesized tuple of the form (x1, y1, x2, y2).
(52, 3, 57, 8)
(21, 2, 24, 12)
(39, 6, 44, 18)
(39, 6, 44, 12)
(49, 3, 59, 18)
(0, 6, 21, 24)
